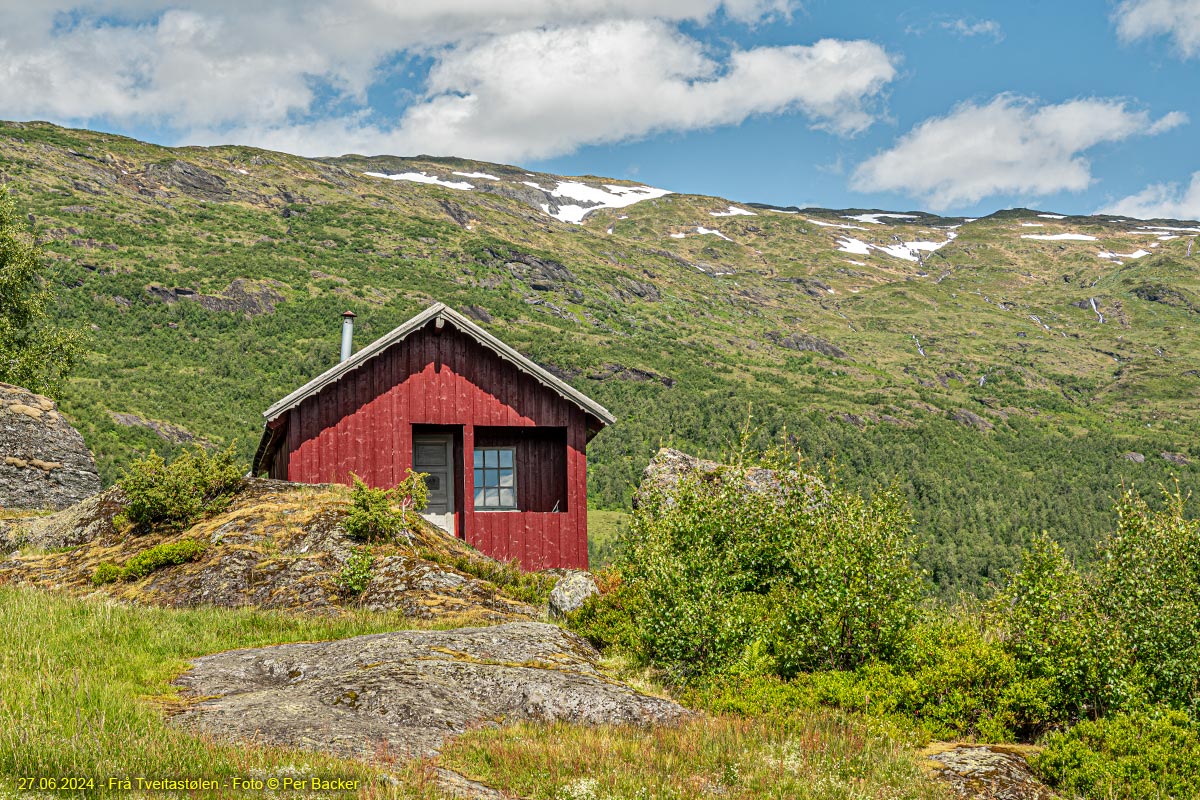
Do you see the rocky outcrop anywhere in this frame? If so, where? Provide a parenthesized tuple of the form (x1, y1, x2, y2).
(146, 279, 285, 316)
(925, 744, 1058, 799)
(142, 159, 231, 201)
(1161, 451, 1191, 466)
(0, 383, 101, 510)
(1, 479, 537, 622)
(951, 409, 995, 432)
(548, 571, 599, 618)
(110, 412, 199, 445)
(1122, 451, 1146, 463)
(634, 448, 821, 510)
(766, 331, 847, 359)
(171, 622, 689, 761)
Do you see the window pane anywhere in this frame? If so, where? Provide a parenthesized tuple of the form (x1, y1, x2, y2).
(499, 469, 513, 487)
(485, 450, 498, 468)
(485, 470, 498, 487)
(474, 449, 484, 468)
(499, 488, 515, 507)
(474, 468, 483, 487)
(474, 487, 485, 506)
(487, 488, 499, 506)
(499, 449, 513, 468)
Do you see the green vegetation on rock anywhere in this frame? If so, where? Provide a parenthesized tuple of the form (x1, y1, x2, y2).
(117, 443, 243, 529)
(343, 471, 427, 543)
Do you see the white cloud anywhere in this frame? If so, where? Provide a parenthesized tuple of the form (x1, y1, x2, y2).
(905, 16, 1003, 41)
(0, 1, 897, 162)
(197, 22, 896, 161)
(941, 18, 1004, 40)
(1101, 172, 1200, 220)
(1114, 0, 1200, 58)
(852, 94, 1187, 210)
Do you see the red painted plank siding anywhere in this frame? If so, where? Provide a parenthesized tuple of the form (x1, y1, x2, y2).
(273, 319, 590, 569)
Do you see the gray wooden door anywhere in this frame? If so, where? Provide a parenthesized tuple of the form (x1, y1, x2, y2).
(413, 435, 455, 534)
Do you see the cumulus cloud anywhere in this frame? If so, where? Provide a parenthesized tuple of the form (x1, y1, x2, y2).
(0, 1, 901, 161)
(851, 95, 1187, 210)
(214, 24, 895, 161)
(1114, 0, 1200, 58)
(1102, 172, 1200, 220)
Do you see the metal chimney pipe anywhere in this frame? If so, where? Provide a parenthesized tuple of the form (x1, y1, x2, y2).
(340, 310, 356, 362)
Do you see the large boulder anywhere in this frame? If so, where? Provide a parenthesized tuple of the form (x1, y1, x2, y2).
(171, 622, 689, 761)
(548, 571, 599, 618)
(0, 383, 101, 510)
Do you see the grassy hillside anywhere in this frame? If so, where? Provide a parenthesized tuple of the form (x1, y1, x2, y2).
(2, 120, 1197, 595)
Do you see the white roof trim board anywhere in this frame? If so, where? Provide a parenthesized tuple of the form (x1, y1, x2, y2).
(262, 302, 616, 426)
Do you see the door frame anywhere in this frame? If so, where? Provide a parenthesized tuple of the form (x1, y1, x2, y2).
(412, 432, 455, 534)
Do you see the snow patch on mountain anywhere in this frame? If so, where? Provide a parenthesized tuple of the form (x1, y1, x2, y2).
(1098, 249, 1151, 260)
(836, 232, 956, 262)
(1021, 233, 1098, 241)
(843, 213, 918, 224)
(364, 171, 474, 190)
(711, 206, 756, 217)
(1038, 214, 1067, 219)
(525, 180, 672, 223)
(453, 171, 500, 180)
(809, 218, 869, 231)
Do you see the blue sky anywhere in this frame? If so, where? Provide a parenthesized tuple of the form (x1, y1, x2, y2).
(3, 1, 1199, 219)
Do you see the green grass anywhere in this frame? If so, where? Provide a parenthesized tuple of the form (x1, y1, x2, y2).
(0, 587, 436, 797)
(0, 586, 958, 799)
(587, 509, 628, 569)
(439, 713, 951, 800)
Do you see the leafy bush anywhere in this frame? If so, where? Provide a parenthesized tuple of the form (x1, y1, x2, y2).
(583, 447, 923, 682)
(119, 539, 207, 581)
(91, 562, 121, 586)
(118, 444, 243, 530)
(1033, 707, 1200, 799)
(993, 533, 1128, 725)
(343, 471, 427, 543)
(1096, 487, 1200, 713)
(335, 546, 374, 596)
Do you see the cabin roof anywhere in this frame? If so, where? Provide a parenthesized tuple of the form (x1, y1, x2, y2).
(262, 302, 616, 426)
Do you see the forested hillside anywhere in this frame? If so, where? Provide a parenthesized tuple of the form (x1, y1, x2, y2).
(2, 120, 1197, 596)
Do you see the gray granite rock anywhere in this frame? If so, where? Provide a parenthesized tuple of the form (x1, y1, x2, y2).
(0, 382, 100, 511)
(171, 622, 689, 762)
(548, 571, 599, 618)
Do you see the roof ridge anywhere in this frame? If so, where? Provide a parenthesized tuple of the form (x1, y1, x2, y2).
(260, 302, 615, 426)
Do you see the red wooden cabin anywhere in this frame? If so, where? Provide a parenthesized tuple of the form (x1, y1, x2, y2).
(251, 302, 613, 570)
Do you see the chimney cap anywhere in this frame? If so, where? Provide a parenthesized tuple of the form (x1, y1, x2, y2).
(341, 310, 357, 318)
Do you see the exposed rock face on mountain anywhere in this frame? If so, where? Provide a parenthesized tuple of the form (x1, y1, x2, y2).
(171, 622, 688, 762)
(1, 479, 538, 622)
(0, 383, 101, 510)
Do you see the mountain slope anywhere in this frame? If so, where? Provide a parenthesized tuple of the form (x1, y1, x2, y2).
(2, 119, 1197, 594)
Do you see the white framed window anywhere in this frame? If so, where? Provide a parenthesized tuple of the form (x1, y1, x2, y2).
(474, 447, 516, 510)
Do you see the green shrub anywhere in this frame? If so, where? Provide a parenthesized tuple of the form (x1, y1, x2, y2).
(335, 546, 374, 595)
(118, 443, 243, 530)
(602, 447, 923, 682)
(119, 539, 207, 581)
(994, 533, 1128, 725)
(343, 471, 427, 543)
(1097, 487, 1200, 713)
(1033, 707, 1200, 799)
(91, 562, 121, 586)
(567, 569, 641, 652)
